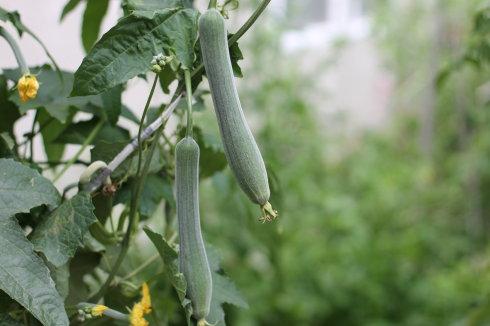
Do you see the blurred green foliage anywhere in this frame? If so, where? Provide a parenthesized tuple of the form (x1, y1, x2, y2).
(198, 1, 490, 325)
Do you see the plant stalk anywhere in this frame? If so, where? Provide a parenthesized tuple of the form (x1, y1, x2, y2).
(0, 26, 29, 74)
(184, 69, 193, 137)
(29, 111, 38, 162)
(88, 75, 159, 302)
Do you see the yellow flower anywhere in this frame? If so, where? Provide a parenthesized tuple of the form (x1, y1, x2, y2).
(129, 303, 149, 326)
(90, 305, 108, 317)
(17, 74, 39, 102)
(129, 283, 152, 326)
(141, 282, 152, 314)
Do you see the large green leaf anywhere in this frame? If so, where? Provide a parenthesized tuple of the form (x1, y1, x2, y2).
(82, 0, 110, 53)
(132, 8, 199, 69)
(71, 7, 199, 96)
(0, 159, 60, 219)
(30, 192, 97, 267)
(0, 217, 68, 325)
(144, 228, 186, 301)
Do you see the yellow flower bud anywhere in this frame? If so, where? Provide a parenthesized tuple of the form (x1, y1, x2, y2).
(129, 303, 149, 326)
(141, 282, 152, 314)
(90, 304, 108, 317)
(17, 74, 39, 102)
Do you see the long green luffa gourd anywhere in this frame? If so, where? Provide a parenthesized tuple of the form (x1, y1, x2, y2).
(175, 137, 212, 323)
(198, 9, 277, 222)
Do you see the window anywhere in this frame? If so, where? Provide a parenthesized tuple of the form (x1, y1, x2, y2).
(350, 0, 369, 18)
(287, 0, 329, 29)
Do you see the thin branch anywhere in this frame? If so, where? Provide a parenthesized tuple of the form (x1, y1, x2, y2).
(29, 111, 38, 162)
(229, 0, 271, 45)
(85, 94, 182, 193)
(0, 26, 28, 74)
(184, 69, 194, 137)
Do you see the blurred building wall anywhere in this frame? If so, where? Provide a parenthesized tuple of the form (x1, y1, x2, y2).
(279, 0, 393, 131)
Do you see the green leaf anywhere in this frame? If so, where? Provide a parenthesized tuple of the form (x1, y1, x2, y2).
(0, 133, 15, 159)
(0, 158, 60, 219)
(60, 0, 83, 21)
(101, 84, 123, 125)
(0, 217, 69, 325)
(121, 105, 139, 124)
(65, 251, 101, 305)
(0, 8, 24, 36)
(72, 8, 178, 96)
(158, 63, 177, 94)
(223, 0, 239, 11)
(54, 119, 130, 145)
(144, 228, 187, 302)
(159, 8, 199, 69)
(71, 7, 200, 95)
(0, 75, 20, 137)
(179, 126, 227, 178)
(30, 192, 97, 267)
(206, 245, 248, 326)
(229, 39, 244, 78)
(82, 0, 110, 53)
(47, 262, 70, 299)
(38, 108, 73, 162)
